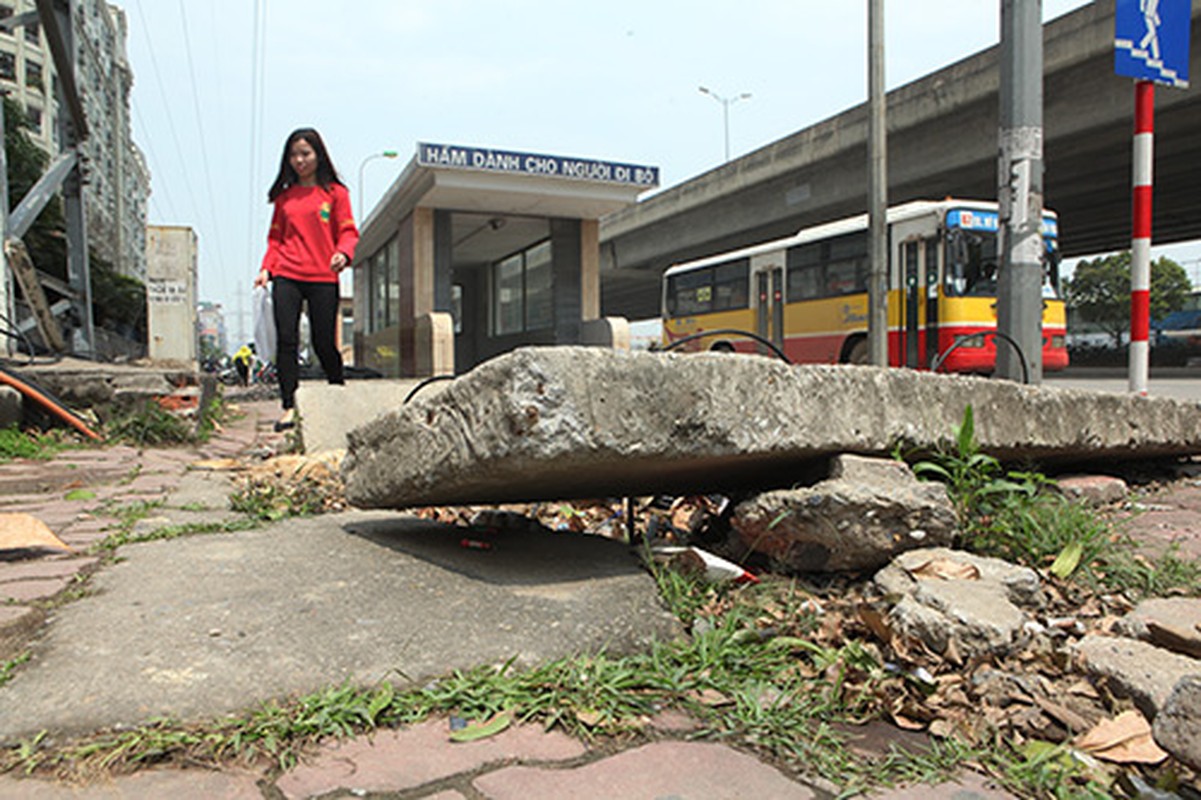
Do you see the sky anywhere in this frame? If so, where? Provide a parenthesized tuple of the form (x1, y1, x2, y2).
(123, 0, 1199, 346)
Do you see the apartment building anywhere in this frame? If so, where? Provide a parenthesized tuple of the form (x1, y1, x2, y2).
(0, 0, 149, 280)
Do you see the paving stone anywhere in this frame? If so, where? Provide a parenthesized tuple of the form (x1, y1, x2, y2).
(472, 740, 817, 799)
(0, 767, 262, 798)
(0, 576, 73, 603)
(276, 718, 586, 799)
(0, 557, 96, 584)
(1055, 474, 1129, 506)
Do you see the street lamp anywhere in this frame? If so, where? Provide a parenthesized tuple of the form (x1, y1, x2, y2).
(698, 86, 752, 162)
(357, 150, 399, 218)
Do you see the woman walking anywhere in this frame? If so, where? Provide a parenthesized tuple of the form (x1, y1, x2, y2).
(255, 128, 359, 431)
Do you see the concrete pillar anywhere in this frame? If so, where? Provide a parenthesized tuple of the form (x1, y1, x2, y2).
(416, 311, 455, 376)
(580, 218, 600, 320)
(581, 317, 630, 350)
(550, 218, 583, 344)
(401, 207, 437, 376)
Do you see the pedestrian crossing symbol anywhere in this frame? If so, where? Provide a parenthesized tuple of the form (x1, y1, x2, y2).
(1114, 0, 1191, 88)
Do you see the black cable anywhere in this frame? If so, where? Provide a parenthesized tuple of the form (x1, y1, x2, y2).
(404, 373, 457, 404)
(931, 331, 1030, 384)
(661, 328, 792, 364)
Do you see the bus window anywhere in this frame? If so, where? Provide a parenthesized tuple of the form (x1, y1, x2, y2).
(668, 267, 713, 316)
(713, 259, 750, 311)
(786, 243, 821, 301)
(945, 229, 998, 297)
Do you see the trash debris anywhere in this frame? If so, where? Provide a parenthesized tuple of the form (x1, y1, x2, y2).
(653, 545, 758, 584)
(0, 513, 72, 553)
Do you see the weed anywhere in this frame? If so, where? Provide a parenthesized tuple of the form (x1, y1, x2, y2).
(91, 519, 260, 553)
(0, 426, 65, 462)
(106, 401, 195, 447)
(909, 404, 1201, 597)
(229, 478, 327, 521)
(0, 652, 30, 688)
(105, 394, 230, 448)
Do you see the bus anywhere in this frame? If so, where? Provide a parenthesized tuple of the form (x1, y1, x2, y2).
(661, 199, 1068, 373)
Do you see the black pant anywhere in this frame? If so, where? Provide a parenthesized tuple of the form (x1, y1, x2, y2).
(272, 276, 343, 410)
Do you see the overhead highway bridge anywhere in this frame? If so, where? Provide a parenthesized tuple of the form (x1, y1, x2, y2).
(599, 0, 1201, 320)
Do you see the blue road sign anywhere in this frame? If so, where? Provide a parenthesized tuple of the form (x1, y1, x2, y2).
(1115, 0, 1191, 88)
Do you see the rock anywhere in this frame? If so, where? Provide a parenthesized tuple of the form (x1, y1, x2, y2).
(1073, 635, 1201, 718)
(1153, 676, 1201, 771)
(730, 455, 957, 572)
(1055, 474, 1128, 506)
(872, 548, 1042, 659)
(1115, 597, 1201, 659)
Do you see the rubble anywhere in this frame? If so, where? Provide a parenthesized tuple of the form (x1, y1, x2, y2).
(730, 455, 957, 572)
(1153, 677, 1201, 771)
(872, 548, 1043, 660)
(1073, 635, 1200, 718)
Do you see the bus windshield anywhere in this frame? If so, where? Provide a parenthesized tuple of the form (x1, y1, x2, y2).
(945, 229, 998, 297)
(945, 228, 1062, 299)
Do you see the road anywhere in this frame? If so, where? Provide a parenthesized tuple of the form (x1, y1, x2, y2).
(1045, 366, 1201, 402)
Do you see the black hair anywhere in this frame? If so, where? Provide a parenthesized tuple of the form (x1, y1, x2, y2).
(267, 127, 345, 202)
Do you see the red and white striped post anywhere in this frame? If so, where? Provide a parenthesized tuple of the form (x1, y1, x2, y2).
(1129, 79, 1154, 395)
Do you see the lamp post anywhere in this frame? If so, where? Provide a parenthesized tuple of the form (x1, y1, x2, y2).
(357, 150, 399, 218)
(698, 86, 751, 162)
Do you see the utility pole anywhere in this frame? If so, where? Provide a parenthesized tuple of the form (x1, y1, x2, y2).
(867, 0, 888, 366)
(996, 0, 1044, 384)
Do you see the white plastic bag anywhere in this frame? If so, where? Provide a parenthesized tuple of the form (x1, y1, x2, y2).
(252, 284, 276, 364)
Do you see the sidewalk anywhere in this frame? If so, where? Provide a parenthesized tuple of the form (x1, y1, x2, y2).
(0, 394, 1017, 799)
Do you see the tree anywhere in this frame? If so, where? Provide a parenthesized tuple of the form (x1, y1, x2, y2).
(1065, 252, 1192, 347)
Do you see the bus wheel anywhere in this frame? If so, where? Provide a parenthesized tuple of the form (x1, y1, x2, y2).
(845, 339, 869, 365)
(710, 342, 735, 353)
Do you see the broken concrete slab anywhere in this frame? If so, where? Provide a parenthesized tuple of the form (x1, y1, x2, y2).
(342, 347, 1201, 509)
(1114, 597, 1201, 659)
(1153, 676, 1201, 771)
(872, 548, 1042, 659)
(730, 455, 957, 572)
(0, 511, 683, 743)
(1073, 635, 1201, 718)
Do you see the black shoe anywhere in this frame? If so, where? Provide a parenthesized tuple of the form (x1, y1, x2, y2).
(273, 419, 295, 432)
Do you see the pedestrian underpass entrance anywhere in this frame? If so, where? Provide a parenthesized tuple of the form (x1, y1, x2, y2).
(354, 143, 659, 377)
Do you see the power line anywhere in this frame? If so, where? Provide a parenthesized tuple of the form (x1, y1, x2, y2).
(131, 102, 178, 222)
(176, 0, 227, 284)
(129, 0, 205, 231)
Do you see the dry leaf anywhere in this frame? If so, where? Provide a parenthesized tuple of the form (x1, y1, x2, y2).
(1033, 696, 1091, 732)
(190, 458, 243, 471)
(1076, 710, 1168, 764)
(0, 513, 72, 552)
(1067, 680, 1100, 699)
(908, 557, 981, 581)
(691, 688, 733, 707)
(857, 604, 892, 642)
(890, 712, 926, 730)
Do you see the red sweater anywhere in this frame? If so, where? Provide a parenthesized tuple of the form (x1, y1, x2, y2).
(261, 183, 359, 284)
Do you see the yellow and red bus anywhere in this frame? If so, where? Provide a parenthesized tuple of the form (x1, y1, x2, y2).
(661, 199, 1068, 373)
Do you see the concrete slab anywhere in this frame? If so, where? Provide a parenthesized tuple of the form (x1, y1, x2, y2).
(295, 378, 440, 454)
(343, 347, 1201, 509)
(0, 511, 683, 742)
(0, 768, 264, 799)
